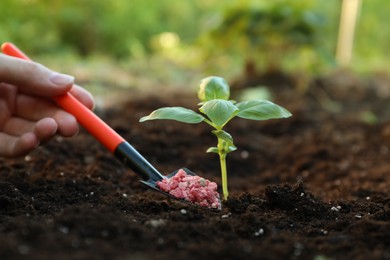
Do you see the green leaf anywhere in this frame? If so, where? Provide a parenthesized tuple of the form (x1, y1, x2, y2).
(236, 100, 292, 120)
(226, 145, 237, 153)
(206, 147, 219, 153)
(198, 76, 230, 102)
(212, 130, 233, 143)
(199, 99, 239, 127)
(139, 107, 205, 124)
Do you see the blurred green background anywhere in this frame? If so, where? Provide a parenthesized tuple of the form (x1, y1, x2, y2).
(1, 0, 389, 92)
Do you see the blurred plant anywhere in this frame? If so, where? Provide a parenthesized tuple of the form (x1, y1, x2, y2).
(237, 86, 272, 101)
(0, 0, 205, 58)
(203, 1, 324, 77)
(2, 0, 389, 74)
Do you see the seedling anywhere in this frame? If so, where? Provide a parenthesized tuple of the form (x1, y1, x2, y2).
(140, 76, 292, 200)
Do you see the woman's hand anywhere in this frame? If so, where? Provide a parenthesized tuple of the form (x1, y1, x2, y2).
(0, 53, 94, 157)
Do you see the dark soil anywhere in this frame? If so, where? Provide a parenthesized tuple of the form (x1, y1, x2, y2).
(1, 71, 390, 259)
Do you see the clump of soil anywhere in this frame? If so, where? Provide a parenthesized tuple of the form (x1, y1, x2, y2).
(1, 71, 390, 259)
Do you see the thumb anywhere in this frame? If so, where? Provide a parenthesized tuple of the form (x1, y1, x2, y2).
(0, 53, 74, 97)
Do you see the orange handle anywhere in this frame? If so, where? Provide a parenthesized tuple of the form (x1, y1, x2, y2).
(1, 42, 125, 152)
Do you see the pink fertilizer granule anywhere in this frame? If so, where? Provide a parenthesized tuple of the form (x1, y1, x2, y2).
(157, 169, 221, 209)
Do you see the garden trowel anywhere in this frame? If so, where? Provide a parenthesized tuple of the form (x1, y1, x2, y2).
(1, 42, 220, 209)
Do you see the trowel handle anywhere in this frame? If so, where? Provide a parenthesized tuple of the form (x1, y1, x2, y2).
(1, 42, 163, 182)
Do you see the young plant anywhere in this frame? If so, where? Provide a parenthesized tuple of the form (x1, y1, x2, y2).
(139, 76, 292, 200)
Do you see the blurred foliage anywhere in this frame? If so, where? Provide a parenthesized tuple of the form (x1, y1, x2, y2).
(354, 0, 390, 71)
(0, 0, 212, 58)
(0, 0, 389, 79)
(201, 0, 326, 74)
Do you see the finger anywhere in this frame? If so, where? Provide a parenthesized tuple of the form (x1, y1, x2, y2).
(53, 112, 79, 137)
(0, 54, 74, 97)
(15, 94, 60, 120)
(2, 117, 37, 136)
(33, 118, 58, 141)
(15, 95, 79, 137)
(2, 117, 58, 143)
(14, 87, 93, 122)
(0, 132, 38, 158)
(70, 84, 94, 109)
(0, 83, 17, 114)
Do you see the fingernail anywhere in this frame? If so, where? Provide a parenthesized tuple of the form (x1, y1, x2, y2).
(49, 72, 74, 86)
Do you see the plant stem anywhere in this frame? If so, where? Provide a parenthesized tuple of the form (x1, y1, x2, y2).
(219, 152, 228, 200)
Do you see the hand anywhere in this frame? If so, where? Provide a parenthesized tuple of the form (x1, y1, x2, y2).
(0, 53, 94, 157)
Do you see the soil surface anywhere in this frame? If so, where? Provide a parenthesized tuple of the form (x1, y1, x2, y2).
(1, 71, 390, 259)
